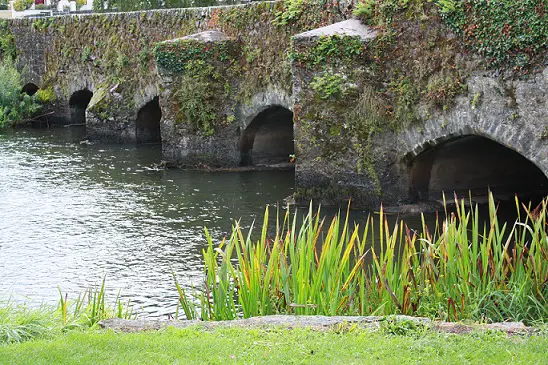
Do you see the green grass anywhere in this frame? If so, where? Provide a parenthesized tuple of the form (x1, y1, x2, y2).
(175, 194, 548, 323)
(0, 278, 134, 345)
(0, 326, 546, 364)
(0, 302, 60, 344)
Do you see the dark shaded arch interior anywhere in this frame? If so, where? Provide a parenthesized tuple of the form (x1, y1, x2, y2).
(409, 135, 548, 203)
(22, 83, 39, 96)
(240, 106, 294, 166)
(135, 96, 162, 143)
(69, 89, 93, 125)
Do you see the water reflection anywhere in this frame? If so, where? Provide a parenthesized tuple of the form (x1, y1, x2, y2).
(0, 128, 300, 317)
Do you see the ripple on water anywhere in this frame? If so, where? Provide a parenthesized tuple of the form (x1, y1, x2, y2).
(0, 128, 295, 317)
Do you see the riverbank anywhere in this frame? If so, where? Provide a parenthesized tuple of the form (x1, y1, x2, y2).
(0, 323, 546, 364)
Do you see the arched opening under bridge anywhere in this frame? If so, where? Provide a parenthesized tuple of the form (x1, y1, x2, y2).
(240, 106, 294, 167)
(69, 89, 93, 125)
(136, 96, 162, 143)
(22, 83, 39, 96)
(408, 135, 548, 204)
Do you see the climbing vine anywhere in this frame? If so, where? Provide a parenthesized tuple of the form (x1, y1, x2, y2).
(154, 39, 235, 73)
(437, 0, 548, 70)
(291, 35, 365, 67)
(174, 60, 232, 136)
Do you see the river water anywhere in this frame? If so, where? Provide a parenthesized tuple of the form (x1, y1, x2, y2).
(0, 127, 313, 317)
(3, 127, 506, 318)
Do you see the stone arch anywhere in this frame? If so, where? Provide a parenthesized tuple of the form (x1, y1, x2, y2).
(239, 105, 294, 166)
(22, 83, 39, 96)
(237, 89, 293, 130)
(406, 132, 548, 203)
(135, 96, 162, 143)
(69, 89, 93, 125)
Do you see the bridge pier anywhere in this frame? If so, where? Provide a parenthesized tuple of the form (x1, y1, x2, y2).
(155, 30, 243, 167)
(291, 20, 384, 207)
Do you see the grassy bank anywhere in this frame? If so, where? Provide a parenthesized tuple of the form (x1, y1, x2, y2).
(176, 194, 548, 323)
(0, 325, 547, 365)
(0, 278, 133, 344)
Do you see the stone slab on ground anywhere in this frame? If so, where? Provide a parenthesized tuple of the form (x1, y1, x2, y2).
(99, 315, 532, 335)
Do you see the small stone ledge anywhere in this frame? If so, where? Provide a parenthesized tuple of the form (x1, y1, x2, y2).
(160, 30, 231, 44)
(99, 315, 532, 336)
(293, 19, 377, 41)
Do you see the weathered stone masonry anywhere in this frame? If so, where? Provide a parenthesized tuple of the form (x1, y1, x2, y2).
(8, 1, 548, 208)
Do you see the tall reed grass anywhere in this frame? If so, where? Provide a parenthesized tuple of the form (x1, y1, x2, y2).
(175, 194, 548, 323)
(0, 278, 134, 344)
(57, 277, 135, 329)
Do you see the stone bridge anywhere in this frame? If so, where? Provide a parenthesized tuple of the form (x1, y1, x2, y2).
(7, 1, 548, 208)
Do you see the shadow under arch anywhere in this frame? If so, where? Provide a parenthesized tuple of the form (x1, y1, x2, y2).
(135, 96, 162, 144)
(239, 105, 294, 166)
(408, 134, 548, 203)
(69, 89, 93, 125)
(22, 83, 39, 96)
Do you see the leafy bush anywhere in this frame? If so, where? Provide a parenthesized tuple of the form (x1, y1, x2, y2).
(13, 0, 33, 11)
(35, 87, 57, 104)
(0, 59, 41, 129)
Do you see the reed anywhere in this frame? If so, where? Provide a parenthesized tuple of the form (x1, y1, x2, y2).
(175, 194, 548, 323)
(58, 277, 135, 329)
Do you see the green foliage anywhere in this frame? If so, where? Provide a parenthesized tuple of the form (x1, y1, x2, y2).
(92, 0, 104, 12)
(13, 0, 33, 11)
(0, 302, 58, 344)
(437, 0, 548, 69)
(81, 46, 91, 63)
(175, 60, 229, 137)
(310, 73, 350, 100)
(353, 0, 376, 20)
(176, 195, 548, 322)
(0, 279, 133, 345)
(58, 277, 134, 329)
(353, 0, 427, 26)
(0, 21, 16, 61)
(0, 58, 22, 110)
(0, 59, 40, 129)
(380, 317, 428, 337)
(153, 39, 233, 73)
(107, 0, 220, 11)
(35, 87, 57, 104)
(273, 0, 306, 26)
(291, 35, 364, 67)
